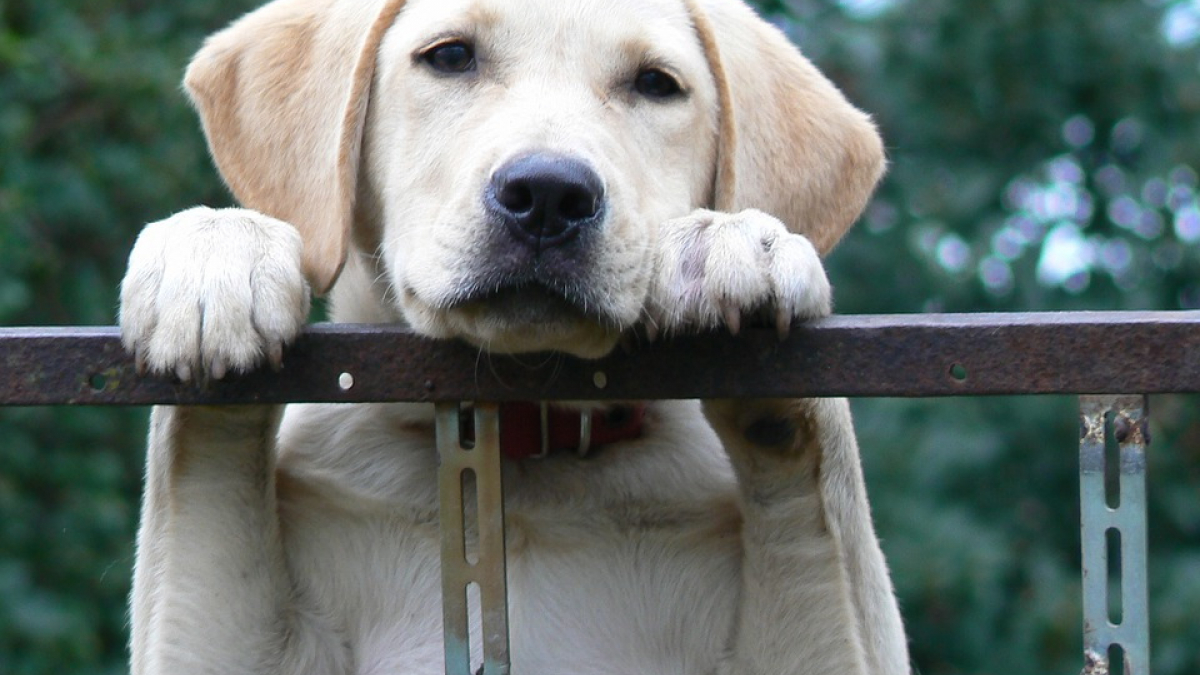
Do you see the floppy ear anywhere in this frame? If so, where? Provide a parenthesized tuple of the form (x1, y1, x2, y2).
(184, 0, 407, 294)
(685, 0, 885, 254)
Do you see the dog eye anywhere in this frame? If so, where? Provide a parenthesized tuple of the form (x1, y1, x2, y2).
(634, 68, 683, 99)
(421, 41, 476, 74)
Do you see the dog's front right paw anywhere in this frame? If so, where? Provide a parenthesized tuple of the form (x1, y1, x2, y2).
(119, 207, 311, 382)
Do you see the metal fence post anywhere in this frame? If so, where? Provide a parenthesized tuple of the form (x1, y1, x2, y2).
(436, 402, 511, 675)
(1080, 395, 1150, 675)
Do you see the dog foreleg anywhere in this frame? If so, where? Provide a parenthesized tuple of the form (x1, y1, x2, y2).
(121, 207, 342, 674)
(704, 397, 910, 675)
(131, 405, 306, 674)
(645, 208, 907, 672)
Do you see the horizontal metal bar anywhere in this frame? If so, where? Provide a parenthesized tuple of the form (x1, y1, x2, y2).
(1, 311, 1198, 406)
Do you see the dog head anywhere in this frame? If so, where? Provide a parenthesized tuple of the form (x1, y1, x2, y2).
(185, 0, 883, 357)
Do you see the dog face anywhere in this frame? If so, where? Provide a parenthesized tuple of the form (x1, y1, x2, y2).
(365, 0, 720, 356)
(183, 0, 884, 358)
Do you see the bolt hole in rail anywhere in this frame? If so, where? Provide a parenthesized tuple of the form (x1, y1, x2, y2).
(2, 311, 1198, 674)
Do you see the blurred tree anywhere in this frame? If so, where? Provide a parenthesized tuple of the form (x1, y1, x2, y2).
(778, 1, 1200, 673)
(0, 2, 256, 673)
(792, 0, 1200, 314)
(1, 0, 1198, 673)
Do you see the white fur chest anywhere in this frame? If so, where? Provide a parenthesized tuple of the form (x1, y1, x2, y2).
(275, 402, 743, 675)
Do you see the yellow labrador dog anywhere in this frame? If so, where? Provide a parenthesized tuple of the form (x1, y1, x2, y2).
(119, 0, 910, 673)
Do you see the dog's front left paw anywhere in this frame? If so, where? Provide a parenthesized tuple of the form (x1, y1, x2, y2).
(119, 207, 311, 382)
(643, 209, 831, 339)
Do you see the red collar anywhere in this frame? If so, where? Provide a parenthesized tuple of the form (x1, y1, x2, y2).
(487, 402, 647, 460)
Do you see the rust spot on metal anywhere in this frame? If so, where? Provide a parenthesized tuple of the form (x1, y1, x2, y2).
(1114, 415, 1131, 443)
(1082, 649, 1109, 675)
(88, 367, 123, 394)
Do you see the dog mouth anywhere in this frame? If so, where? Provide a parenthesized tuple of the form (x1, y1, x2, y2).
(446, 281, 604, 325)
(430, 279, 625, 357)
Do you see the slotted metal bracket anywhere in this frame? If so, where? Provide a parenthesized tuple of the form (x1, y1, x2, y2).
(1080, 395, 1150, 675)
(436, 403, 511, 675)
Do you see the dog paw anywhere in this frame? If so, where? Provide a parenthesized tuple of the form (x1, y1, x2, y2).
(643, 209, 831, 339)
(119, 207, 311, 382)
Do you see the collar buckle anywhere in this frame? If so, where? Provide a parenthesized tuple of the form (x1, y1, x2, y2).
(533, 402, 594, 459)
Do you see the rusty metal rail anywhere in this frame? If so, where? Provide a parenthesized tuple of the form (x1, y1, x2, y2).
(3, 310, 1197, 675)
(1, 311, 1198, 405)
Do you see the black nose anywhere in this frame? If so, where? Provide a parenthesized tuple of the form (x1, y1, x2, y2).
(486, 153, 605, 249)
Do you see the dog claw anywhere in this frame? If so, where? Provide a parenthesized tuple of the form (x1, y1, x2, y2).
(210, 359, 227, 381)
(643, 321, 659, 343)
(776, 309, 793, 342)
(175, 363, 193, 383)
(268, 342, 285, 371)
(722, 303, 741, 336)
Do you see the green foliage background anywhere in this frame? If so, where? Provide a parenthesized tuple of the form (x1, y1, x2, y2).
(2, 0, 1199, 673)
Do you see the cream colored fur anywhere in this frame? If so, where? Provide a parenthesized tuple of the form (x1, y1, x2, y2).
(119, 0, 910, 673)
